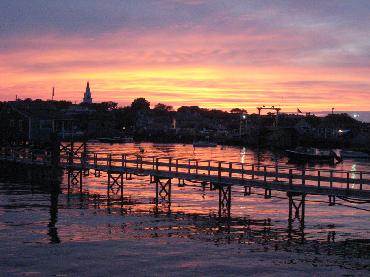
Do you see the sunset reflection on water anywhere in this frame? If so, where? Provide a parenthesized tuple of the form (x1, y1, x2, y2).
(0, 142, 369, 273)
(62, 142, 370, 241)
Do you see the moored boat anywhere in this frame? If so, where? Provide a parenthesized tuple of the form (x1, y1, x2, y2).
(193, 141, 217, 147)
(98, 136, 134, 143)
(285, 147, 342, 162)
(340, 150, 369, 159)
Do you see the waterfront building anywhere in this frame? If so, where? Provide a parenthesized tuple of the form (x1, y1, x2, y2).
(0, 101, 79, 142)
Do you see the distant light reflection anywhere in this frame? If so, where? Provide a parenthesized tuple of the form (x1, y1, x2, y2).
(240, 147, 246, 163)
(351, 164, 357, 188)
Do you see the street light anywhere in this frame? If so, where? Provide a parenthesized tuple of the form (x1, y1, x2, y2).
(239, 113, 247, 137)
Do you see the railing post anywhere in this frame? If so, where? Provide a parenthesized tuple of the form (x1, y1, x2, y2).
(241, 163, 244, 180)
(169, 158, 172, 172)
(252, 164, 255, 180)
(275, 165, 278, 181)
(80, 151, 84, 166)
(80, 170, 83, 192)
(208, 161, 211, 176)
(188, 160, 191, 174)
(263, 166, 267, 183)
(155, 177, 159, 209)
(156, 157, 159, 172)
(360, 172, 363, 190)
(289, 169, 293, 186)
(317, 171, 321, 188)
(347, 172, 350, 190)
(176, 159, 179, 174)
(302, 169, 305, 185)
(68, 149, 73, 166)
(108, 154, 112, 170)
(330, 170, 333, 188)
(229, 162, 232, 178)
(218, 162, 222, 183)
(196, 160, 199, 175)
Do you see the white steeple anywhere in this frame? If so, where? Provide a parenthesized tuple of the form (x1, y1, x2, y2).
(82, 81, 92, 104)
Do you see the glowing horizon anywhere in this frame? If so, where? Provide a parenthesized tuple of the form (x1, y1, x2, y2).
(1, 1, 369, 112)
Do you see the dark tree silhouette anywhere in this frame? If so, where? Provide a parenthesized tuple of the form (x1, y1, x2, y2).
(154, 103, 173, 112)
(230, 108, 247, 114)
(131, 98, 150, 111)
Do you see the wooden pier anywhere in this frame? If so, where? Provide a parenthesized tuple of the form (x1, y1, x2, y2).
(1, 143, 370, 227)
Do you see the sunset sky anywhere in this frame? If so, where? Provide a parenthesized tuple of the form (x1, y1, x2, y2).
(0, 0, 369, 112)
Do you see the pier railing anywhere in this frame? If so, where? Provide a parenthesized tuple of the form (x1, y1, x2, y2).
(0, 146, 52, 165)
(1, 147, 370, 198)
(58, 152, 370, 197)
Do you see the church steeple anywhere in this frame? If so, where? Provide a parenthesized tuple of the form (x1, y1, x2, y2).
(82, 81, 93, 104)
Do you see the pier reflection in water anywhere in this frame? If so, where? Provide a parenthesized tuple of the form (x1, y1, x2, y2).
(0, 143, 369, 273)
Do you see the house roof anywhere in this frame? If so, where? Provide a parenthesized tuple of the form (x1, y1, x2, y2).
(8, 101, 74, 120)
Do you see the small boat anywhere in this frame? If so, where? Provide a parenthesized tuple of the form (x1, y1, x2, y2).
(193, 141, 217, 147)
(98, 137, 121, 143)
(340, 150, 369, 159)
(122, 137, 134, 143)
(98, 136, 134, 143)
(285, 147, 342, 162)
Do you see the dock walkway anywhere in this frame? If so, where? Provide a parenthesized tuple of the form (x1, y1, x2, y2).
(1, 145, 369, 224)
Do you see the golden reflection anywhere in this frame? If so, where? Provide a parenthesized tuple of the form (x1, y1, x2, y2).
(240, 147, 246, 164)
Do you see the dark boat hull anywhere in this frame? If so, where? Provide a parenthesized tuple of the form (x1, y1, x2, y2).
(98, 137, 134, 143)
(285, 150, 334, 161)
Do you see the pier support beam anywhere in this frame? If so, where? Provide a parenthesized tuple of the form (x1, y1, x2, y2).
(328, 195, 336, 206)
(210, 182, 216, 191)
(177, 178, 185, 187)
(218, 185, 231, 218)
(94, 169, 101, 177)
(107, 172, 124, 200)
(48, 185, 61, 244)
(244, 186, 251, 196)
(83, 169, 89, 177)
(287, 192, 306, 233)
(154, 176, 172, 212)
(67, 169, 83, 193)
(201, 181, 208, 191)
(125, 172, 132, 180)
(264, 188, 272, 199)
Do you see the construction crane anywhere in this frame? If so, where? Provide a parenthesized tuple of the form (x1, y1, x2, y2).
(256, 106, 281, 127)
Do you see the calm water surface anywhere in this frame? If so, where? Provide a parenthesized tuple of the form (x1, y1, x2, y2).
(0, 143, 369, 276)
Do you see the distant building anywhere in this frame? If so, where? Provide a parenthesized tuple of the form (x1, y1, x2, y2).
(82, 81, 93, 104)
(0, 101, 80, 142)
(295, 119, 313, 135)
